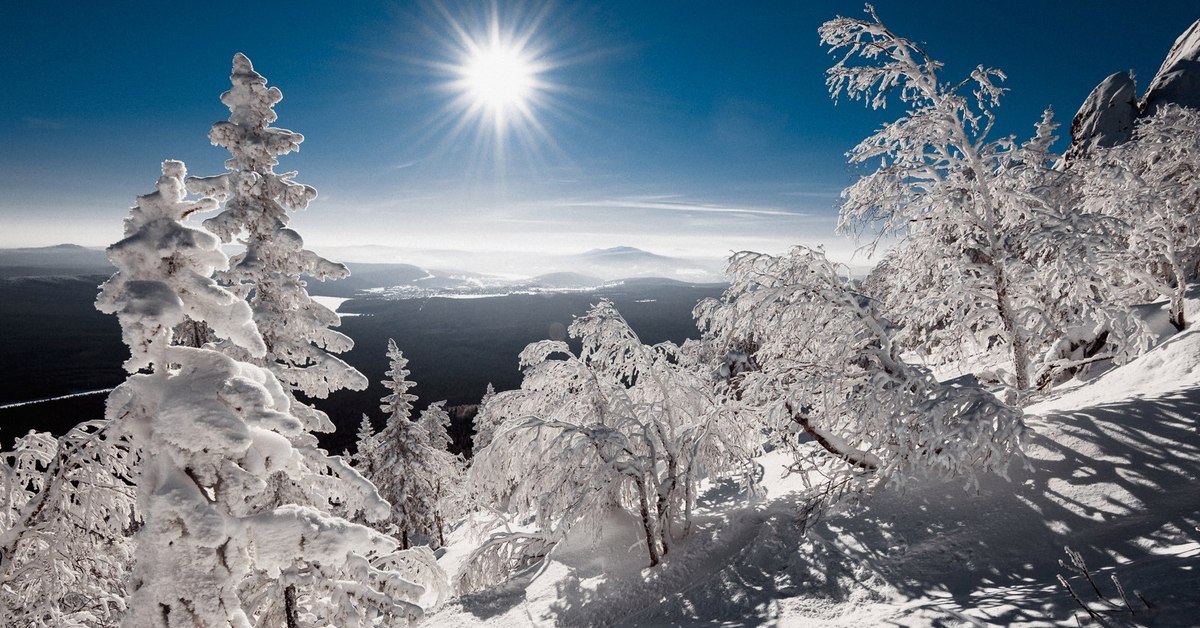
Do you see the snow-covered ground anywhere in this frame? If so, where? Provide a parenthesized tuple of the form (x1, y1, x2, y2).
(425, 306, 1200, 626)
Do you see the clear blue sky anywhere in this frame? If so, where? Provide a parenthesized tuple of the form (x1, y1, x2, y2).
(1, 1, 1196, 265)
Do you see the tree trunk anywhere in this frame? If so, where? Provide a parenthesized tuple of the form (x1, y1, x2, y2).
(655, 457, 677, 558)
(284, 584, 300, 628)
(633, 476, 660, 567)
(1171, 268, 1187, 331)
(401, 528, 410, 551)
(994, 270, 1030, 390)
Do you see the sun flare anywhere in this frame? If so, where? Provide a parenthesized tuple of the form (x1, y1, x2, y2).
(463, 44, 534, 110)
(433, 4, 560, 152)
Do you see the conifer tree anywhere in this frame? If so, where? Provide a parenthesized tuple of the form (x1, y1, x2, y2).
(360, 340, 439, 549)
(97, 160, 441, 627)
(187, 52, 368, 422)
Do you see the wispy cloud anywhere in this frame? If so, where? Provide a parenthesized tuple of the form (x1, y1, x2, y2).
(560, 196, 805, 218)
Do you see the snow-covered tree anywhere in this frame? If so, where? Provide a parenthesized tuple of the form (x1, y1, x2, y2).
(186, 52, 368, 416)
(96, 160, 439, 627)
(1079, 104, 1200, 330)
(695, 247, 1025, 497)
(467, 300, 749, 586)
(417, 402, 466, 547)
(471, 383, 500, 453)
(0, 424, 136, 628)
(353, 414, 378, 478)
(178, 55, 441, 622)
(820, 5, 1092, 390)
(861, 109, 1150, 388)
(358, 340, 445, 550)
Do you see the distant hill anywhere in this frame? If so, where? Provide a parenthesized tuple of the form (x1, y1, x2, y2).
(569, 246, 724, 282)
(0, 244, 112, 278)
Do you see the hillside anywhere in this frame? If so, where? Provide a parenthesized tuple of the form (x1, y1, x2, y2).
(426, 303, 1200, 626)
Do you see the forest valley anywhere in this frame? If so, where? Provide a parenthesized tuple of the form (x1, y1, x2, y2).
(2, 6, 1199, 627)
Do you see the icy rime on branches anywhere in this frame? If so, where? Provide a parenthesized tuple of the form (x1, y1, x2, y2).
(819, 5, 1128, 391)
(0, 423, 136, 627)
(466, 300, 751, 586)
(696, 247, 1025, 496)
(95, 157, 438, 625)
(1079, 105, 1200, 331)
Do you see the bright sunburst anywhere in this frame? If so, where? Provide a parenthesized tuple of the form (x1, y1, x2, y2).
(434, 3, 559, 156)
(462, 42, 534, 111)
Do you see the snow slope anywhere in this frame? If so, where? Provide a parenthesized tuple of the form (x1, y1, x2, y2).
(427, 321, 1200, 626)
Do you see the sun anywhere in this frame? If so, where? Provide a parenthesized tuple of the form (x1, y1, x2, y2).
(463, 43, 534, 111)
(431, 3, 560, 153)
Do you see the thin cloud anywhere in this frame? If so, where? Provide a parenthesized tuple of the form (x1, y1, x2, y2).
(561, 196, 805, 218)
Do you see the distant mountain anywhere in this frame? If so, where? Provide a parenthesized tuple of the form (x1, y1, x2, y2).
(581, 246, 674, 262)
(0, 244, 113, 278)
(569, 246, 724, 282)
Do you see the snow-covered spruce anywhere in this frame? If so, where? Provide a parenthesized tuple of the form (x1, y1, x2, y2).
(695, 247, 1025, 498)
(186, 52, 367, 414)
(356, 340, 465, 551)
(96, 161, 441, 627)
(465, 300, 752, 589)
(470, 383, 499, 452)
(821, 5, 1144, 391)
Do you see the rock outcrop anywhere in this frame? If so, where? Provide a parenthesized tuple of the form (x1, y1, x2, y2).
(1066, 19, 1200, 159)
(1142, 18, 1200, 115)
(1066, 71, 1139, 160)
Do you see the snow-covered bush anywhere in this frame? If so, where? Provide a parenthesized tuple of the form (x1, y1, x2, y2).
(820, 5, 1141, 390)
(0, 424, 136, 628)
(696, 247, 1025, 496)
(96, 160, 440, 626)
(466, 300, 751, 586)
(1079, 104, 1200, 330)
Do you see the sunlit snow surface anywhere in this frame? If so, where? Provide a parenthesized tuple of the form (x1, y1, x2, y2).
(425, 297, 1200, 626)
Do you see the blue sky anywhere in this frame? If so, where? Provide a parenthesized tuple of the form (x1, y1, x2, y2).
(1, 1, 1196, 266)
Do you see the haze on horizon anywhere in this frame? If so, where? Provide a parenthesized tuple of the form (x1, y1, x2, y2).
(2, 1, 1197, 269)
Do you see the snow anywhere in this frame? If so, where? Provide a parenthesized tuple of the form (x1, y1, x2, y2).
(310, 294, 360, 317)
(426, 311, 1200, 626)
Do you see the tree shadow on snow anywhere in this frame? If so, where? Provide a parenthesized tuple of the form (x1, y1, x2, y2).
(559, 387, 1200, 626)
